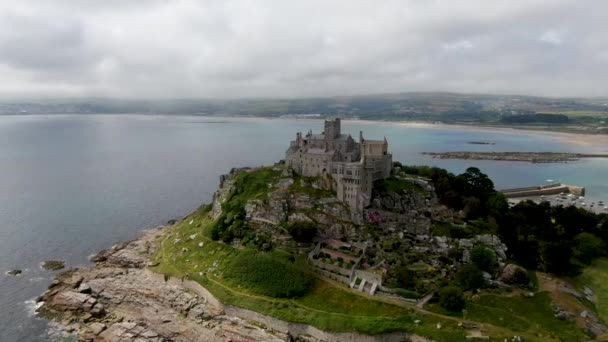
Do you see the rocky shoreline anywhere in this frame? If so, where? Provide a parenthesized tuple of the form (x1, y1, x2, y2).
(36, 226, 292, 342)
(421, 151, 608, 163)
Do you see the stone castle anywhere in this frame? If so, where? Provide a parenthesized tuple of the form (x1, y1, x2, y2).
(285, 118, 392, 212)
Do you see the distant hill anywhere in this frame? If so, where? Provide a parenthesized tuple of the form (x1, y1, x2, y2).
(1, 92, 607, 125)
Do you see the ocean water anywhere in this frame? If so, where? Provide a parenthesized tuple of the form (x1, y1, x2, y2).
(1, 114, 607, 341)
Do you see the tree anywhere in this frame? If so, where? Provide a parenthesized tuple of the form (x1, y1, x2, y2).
(388, 266, 417, 289)
(439, 286, 466, 312)
(471, 246, 496, 273)
(456, 264, 485, 290)
(597, 219, 608, 246)
(486, 193, 509, 216)
(541, 240, 575, 275)
(460, 167, 495, 198)
(573, 232, 602, 265)
(463, 197, 482, 219)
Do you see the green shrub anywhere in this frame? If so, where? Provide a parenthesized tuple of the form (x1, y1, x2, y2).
(394, 288, 420, 299)
(456, 264, 485, 290)
(224, 251, 312, 298)
(447, 247, 463, 261)
(386, 265, 417, 289)
(438, 286, 466, 312)
(374, 177, 426, 195)
(471, 245, 496, 273)
(573, 232, 602, 265)
(503, 265, 530, 285)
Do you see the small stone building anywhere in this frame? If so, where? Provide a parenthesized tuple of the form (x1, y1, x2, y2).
(285, 118, 392, 212)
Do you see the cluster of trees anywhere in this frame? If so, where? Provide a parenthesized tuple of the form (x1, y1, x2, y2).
(498, 201, 607, 276)
(398, 163, 608, 289)
(397, 164, 500, 221)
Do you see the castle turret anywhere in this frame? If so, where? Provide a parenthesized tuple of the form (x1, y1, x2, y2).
(324, 118, 341, 140)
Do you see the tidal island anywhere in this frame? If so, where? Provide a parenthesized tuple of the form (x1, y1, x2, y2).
(37, 119, 608, 342)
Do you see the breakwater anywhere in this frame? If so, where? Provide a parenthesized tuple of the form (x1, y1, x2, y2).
(500, 183, 585, 198)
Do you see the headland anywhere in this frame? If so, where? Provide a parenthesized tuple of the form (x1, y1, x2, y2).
(36, 119, 608, 342)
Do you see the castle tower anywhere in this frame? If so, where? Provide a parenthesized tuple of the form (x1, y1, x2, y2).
(324, 118, 341, 140)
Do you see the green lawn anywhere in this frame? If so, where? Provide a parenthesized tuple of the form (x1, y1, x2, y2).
(574, 258, 608, 323)
(463, 292, 586, 341)
(374, 177, 427, 195)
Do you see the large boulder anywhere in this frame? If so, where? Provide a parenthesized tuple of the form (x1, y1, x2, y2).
(6, 269, 22, 276)
(475, 234, 508, 261)
(50, 291, 95, 312)
(499, 264, 529, 285)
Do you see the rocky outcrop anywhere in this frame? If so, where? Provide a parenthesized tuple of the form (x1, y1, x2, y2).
(212, 172, 238, 220)
(41, 260, 66, 270)
(458, 234, 508, 264)
(365, 186, 447, 237)
(499, 264, 529, 285)
(246, 190, 291, 225)
(37, 227, 287, 342)
(6, 269, 22, 276)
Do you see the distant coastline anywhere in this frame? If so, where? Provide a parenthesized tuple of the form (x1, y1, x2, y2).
(237, 115, 608, 149)
(3, 112, 607, 148)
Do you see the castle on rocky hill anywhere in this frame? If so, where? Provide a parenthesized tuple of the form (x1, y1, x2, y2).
(285, 118, 392, 212)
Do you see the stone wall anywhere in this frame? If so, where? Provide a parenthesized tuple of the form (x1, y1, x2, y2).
(314, 268, 352, 285)
(354, 269, 383, 286)
(310, 259, 353, 277)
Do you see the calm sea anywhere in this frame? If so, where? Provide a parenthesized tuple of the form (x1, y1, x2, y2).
(1, 115, 607, 341)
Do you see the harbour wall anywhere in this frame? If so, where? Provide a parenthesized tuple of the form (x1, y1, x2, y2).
(500, 183, 585, 198)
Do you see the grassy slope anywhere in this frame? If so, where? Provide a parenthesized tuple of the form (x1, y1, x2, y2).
(150, 167, 586, 341)
(467, 292, 586, 341)
(374, 177, 427, 195)
(574, 258, 608, 323)
(426, 291, 587, 341)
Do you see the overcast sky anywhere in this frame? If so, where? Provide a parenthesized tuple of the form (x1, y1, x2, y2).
(0, 0, 606, 99)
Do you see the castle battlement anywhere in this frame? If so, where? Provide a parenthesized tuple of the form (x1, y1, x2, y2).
(285, 119, 392, 212)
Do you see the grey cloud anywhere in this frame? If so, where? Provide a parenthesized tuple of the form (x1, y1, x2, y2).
(0, 0, 606, 99)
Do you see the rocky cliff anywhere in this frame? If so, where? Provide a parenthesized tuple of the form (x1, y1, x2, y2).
(211, 166, 511, 292)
